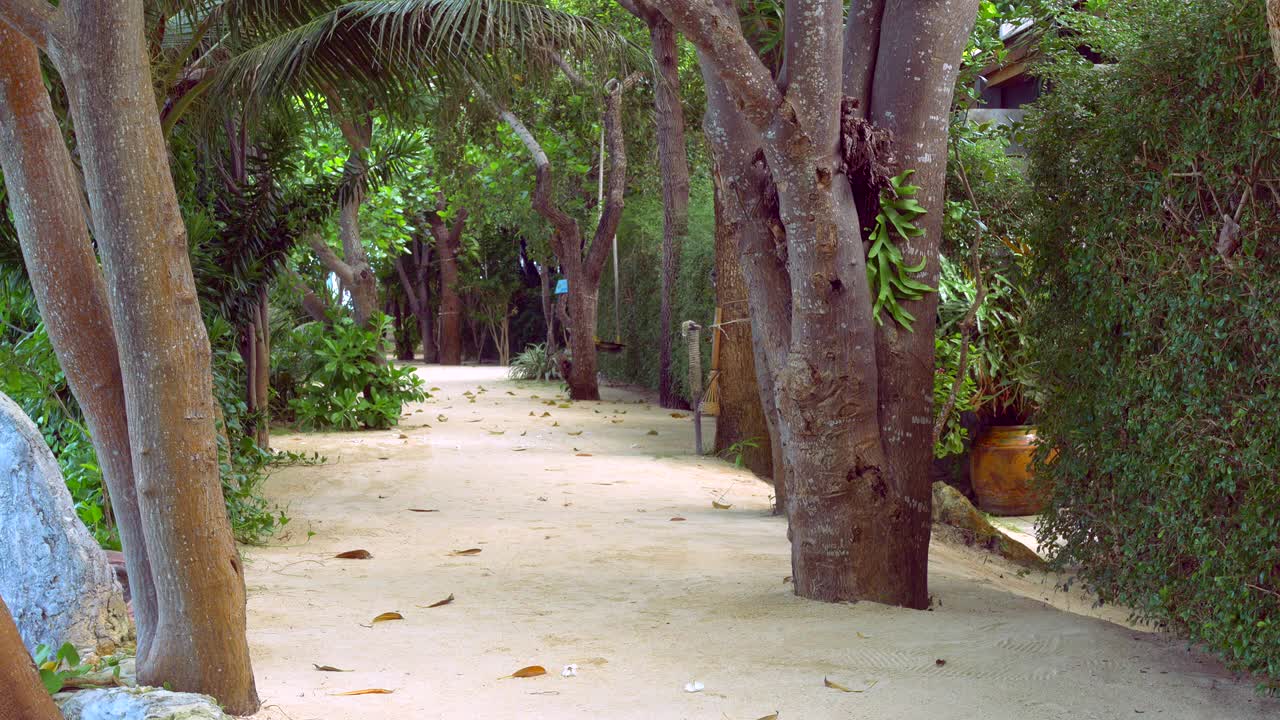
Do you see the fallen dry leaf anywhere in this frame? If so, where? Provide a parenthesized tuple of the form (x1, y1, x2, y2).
(558, 403, 571, 408)
(824, 677, 876, 693)
(312, 664, 351, 672)
(500, 665, 547, 679)
(824, 677, 853, 693)
(575, 453, 593, 457)
(449, 548, 483, 556)
(610, 419, 623, 424)
(647, 430, 659, 436)
(371, 612, 403, 624)
(332, 688, 394, 696)
(712, 500, 733, 510)
(567, 430, 583, 436)
(437, 414, 448, 422)
(334, 549, 372, 559)
(488, 430, 505, 435)
(421, 593, 455, 609)
(397, 434, 408, 439)
(756, 714, 779, 720)
(541, 412, 551, 418)
(407, 508, 438, 513)
(430, 387, 441, 391)
(670, 517, 687, 522)
(671, 412, 687, 418)
(935, 658, 946, 666)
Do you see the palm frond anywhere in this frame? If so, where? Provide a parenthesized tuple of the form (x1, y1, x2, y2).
(210, 0, 643, 121)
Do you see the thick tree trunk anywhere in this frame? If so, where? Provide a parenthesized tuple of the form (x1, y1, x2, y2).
(430, 205, 467, 366)
(46, 1, 260, 711)
(0, 21, 159, 663)
(0, 597, 62, 720)
(659, 0, 977, 608)
(416, 240, 438, 363)
(564, 286, 602, 400)
(709, 166, 775, 483)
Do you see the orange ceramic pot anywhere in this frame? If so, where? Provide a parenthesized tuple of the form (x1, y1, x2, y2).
(970, 425, 1048, 516)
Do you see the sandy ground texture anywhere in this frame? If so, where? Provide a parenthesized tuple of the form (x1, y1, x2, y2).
(243, 365, 1276, 720)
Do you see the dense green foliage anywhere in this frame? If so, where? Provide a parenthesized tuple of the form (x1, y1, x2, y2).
(1026, 0, 1280, 684)
(280, 315, 427, 431)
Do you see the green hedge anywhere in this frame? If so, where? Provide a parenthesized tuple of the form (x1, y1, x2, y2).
(1025, 0, 1279, 684)
(596, 176, 716, 401)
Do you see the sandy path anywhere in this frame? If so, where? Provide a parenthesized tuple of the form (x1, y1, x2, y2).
(244, 365, 1275, 720)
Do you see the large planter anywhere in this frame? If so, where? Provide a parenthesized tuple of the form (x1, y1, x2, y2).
(970, 425, 1048, 516)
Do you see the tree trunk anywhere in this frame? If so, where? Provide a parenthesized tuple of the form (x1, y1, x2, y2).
(709, 166, 775, 483)
(495, 75, 637, 402)
(430, 205, 467, 366)
(657, 0, 977, 608)
(564, 287, 602, 400)
(0, 596, 62, 720)
(631, 6, 692, 409)
(416, 239, 438, 363)
(254, 290, 270, 448)
(1270, 0, 1280, 69)
(0, 20, 159, 664)
(337, 185, 379, 328)
(539, 264, 557, 354)
(46, 1, 260, 710)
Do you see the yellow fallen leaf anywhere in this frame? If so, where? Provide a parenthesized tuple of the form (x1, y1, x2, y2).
(824, 677, 853, 693)
(824, 677, 876, 693)
(450, 548, 482, 556)
(437, 414, 448, 422)
(756, 714, 780, 720)
(332, 688, 394, 696)
(567, 430, 583, 436)
(488, 430, 505, 435)
(558, 403, 571, 408)
(500, 665, 547, 679)
(371, 612, 403, 623)
(541, 412, 551, 417)
(334, 549, 372, 559)
(671, 412, 687, 418)
(430, 387, 441, 391)
(712, 500, 733, 510)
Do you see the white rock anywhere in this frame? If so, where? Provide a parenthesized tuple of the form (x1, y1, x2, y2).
(683, 680, 704, 693)
(562, 663, 579, 677)
(0, 391, 130, 653)
(57, 687, 229, 720)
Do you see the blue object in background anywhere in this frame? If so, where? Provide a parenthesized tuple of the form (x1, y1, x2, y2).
(554, 279, 568, 295)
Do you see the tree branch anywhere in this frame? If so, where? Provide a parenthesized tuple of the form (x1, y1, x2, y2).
(549, 50, 588, 90)
(0, 0, 59, 49)
(843, 0, 886, 116)
(647, 0, 781, 129)
(584, 76, 636, 279)
(305, 233, 355, 286)
(395, 255, 422, 314)
(495, 102, 580, 262)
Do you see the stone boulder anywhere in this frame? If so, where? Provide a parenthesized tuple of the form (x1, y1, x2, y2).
(57, 687, 229, 720)
(0, 391, 131, 653)
(932, 482, 1047, 569)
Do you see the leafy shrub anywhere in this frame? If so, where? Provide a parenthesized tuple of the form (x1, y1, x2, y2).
(0, 270, 116, 547)
(509, 342, 559, 381)
(283, 314, 426, 430)
(1025, 0, 1279, 685)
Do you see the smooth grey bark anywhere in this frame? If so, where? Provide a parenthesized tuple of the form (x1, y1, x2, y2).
(2, 0, 261, 711)
(0, 20, 159, 660)
(655, 0, 977, 607)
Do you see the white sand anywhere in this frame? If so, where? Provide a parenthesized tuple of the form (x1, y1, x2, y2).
(243, 365, 1276, 720)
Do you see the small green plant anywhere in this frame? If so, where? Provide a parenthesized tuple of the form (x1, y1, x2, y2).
(508, 343, 559, 381)
(932, 335, 977, 458)
(32, 642, 110, 693)
(718, 436, 761, 469)
(287, 314, 427, 431)
(867, 170, 934, 330)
